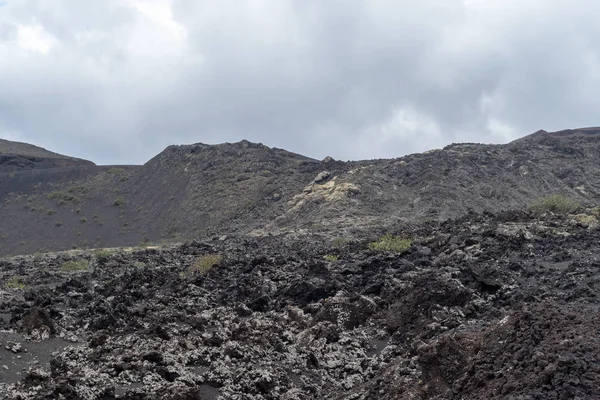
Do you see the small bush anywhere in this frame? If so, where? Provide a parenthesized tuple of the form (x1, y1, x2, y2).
(185, 254, 222, 277)
(369, 234, 412, 253)
(46, 209, 56, 216)
(5, 276, 26, 290)
(530, 195, 581, 215)
(114, 197, 125, 206)
(323, 254, 339, 262)
(68, 185, 87, 193)
(93, 250, 112, 263)
(61, 260, 89, 271)
(80, 217, 87, 223)
(107, 167, 126, 175)
(47, 191, 80, 203)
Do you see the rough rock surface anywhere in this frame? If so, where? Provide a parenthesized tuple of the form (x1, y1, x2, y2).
(0, 209, 599, 399)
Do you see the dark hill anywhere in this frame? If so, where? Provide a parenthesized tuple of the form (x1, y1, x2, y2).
(0, 139, 94, 172)
(1, 129, 600, 255)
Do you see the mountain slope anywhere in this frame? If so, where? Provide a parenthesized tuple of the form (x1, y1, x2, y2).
(0, 129, 599, 255)
(0, 139, 94, 172)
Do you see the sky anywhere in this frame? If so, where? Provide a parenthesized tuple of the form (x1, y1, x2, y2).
(1, 0, 599, 165)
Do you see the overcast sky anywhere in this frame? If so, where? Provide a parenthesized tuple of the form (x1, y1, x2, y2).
(1, 0, 599, 165)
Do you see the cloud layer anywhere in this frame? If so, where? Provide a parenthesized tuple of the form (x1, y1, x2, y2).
(1, 0, 599, 164)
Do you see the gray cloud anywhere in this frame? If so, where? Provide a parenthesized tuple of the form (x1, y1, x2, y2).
(1, 0, 600, 165)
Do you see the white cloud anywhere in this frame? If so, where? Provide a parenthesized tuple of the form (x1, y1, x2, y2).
(16, 24, 57, 53)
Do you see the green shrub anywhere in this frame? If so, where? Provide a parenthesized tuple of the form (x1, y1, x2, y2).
(107, 167, 126, 175)
(185, 254, 222, 277)
(369, 234, 412, 253)
(323, 254, 339, 262)
(47, 191, 80, 203)
(529, 195, 581, 215)
(5, 276, 26, 290)
(61, 260, 89, 271)
(68, 185, 87, 193)
(94, 250, 112, 263)
(114, 197, 125, 206)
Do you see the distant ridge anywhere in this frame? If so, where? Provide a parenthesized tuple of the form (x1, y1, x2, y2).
(0, 138, 94, 172)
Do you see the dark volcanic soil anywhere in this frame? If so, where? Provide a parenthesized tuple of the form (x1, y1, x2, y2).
(0, 209, 599, 399)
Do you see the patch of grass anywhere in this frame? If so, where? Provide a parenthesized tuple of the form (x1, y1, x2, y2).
(184, 254, 223, 277)
(60, 260, 89, 271)
(107, 167, 126, 175)
(80, 217, 87, 223)
(530, 195, 581, 216)
(47, 191, 80, 203)
(5, 276, 26, 290)
(55, 221, 63, 227)
(323, 254, 339, 262)
(369, 234, 412, 253)
(114, 197, 125, 206)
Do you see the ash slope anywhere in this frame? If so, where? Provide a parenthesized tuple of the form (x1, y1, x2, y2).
(1, 128, 600, 255)
(1, 209, 600, 399)
(0, 139, 94, 172)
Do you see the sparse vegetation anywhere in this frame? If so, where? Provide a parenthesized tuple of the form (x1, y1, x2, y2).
(114, 196, 125, 206)
(530, 195, 581, 215)
(5, 275, 26, 290)
(80, 217, 87, 223)
(323, 254, 339, 262)
(369, 234, 412, 253)
(185, 254, 223, 277)
(60, 260, 89, 271)
(107, 167, 126, 175)
(47, 209, 56, 216)
(55, 221, 63, 227)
